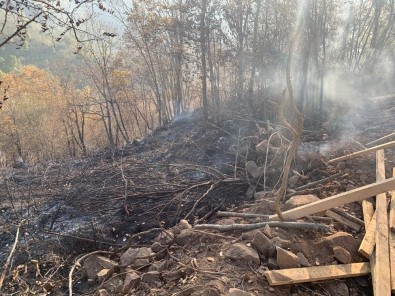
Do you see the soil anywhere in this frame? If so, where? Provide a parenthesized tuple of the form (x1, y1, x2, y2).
(0, 94, 394, 295)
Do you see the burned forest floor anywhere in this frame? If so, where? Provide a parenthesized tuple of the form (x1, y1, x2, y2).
(1, 93, 395, 296)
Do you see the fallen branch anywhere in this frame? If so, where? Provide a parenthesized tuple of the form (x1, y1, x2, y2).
(184, 179, 244, 220)
(217, 211, 331, 223)
(0, 226, 20, 292)
(289, 172, 345, 193)
(194, 221, 329, 232)
(326, 210, 361, 232)
(328, 140, 395, 163)
(43, 230, 123, 247)
(330, 208, 364, 226)
(216, 211, 269, 220)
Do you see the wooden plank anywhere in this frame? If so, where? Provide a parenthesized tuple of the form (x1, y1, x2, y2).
(373, 149, 391, 296)
(269, 177, 395, 221)
(264, 263, 370, 286)
(366, 131, 395, 147)
(358, 146, 385, 259)
(390, 168, 395, 232)
(390, 168, 395, 292)
(358, 212, 377, 259)
(327, 140, 395, 164)
(362, 197, 375, 228)
(326, 210, 361, 232)
(390, 229, 395, 293)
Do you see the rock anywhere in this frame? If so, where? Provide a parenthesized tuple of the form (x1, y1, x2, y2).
(225, 243, 260, 267)
(327, 281, 349, 296)
(308, 158, 325, 171)
(83, 255, 117, 279)
(333, 246, 352, 264)
(245, 161, 263, 179)
(103, 277, 123, 294)
(254, 191, 268, 199)
(98, 289, 109, 296)
(336, 161, 346, 170)
(319, 232, 359, 253)
(297, 252, 311, 267)
(228, 288, 253, 296)
(122, 272, 140, 293)
(141, 271, 161, 286)
(251, 231, 274, 257)
(315, 232, 360, 261)
(267, 257, 279, 270)
(276, 247, 300, 269)
(241, 230, 257, 242)
(262, 225, 273, 238)
(271, 237, 292, 249)
(148, 260, 167, 272)
(163, 269, 187, 282)
(288, 175, 300, 188)
(120, 247, 153, 268)
(172, 219, 192, 234)
(248, 199, 275, 215)
(176, 229, 199, 246)
(155, 231, 174, 245)
(151, 242, 164, 253)
(256, 140, 269, 154)
(179, 219, 192, 229)
(97, 269, 112, 282)
(245, 186, 255, 199)
(283, 195, 320, 211)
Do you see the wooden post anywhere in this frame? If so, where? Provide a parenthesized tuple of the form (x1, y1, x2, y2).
(373, 150, 391, 295)
(390, 168, 395, 232)
(390, 168, 395, 292)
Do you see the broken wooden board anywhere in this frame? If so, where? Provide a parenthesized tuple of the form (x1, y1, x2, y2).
(264, 263, 370, 286)
(326, 210, 361, 232)
(390, 168, 395, 292)
(390, 168, 395, 232)
(269, 177, 395, 221)
(328, 140, 395, 164)
(373, 149, 391, 296)
(361, 197, 375, 228)
(390, 229, 395, 293)
(358, 212, 377, 259)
